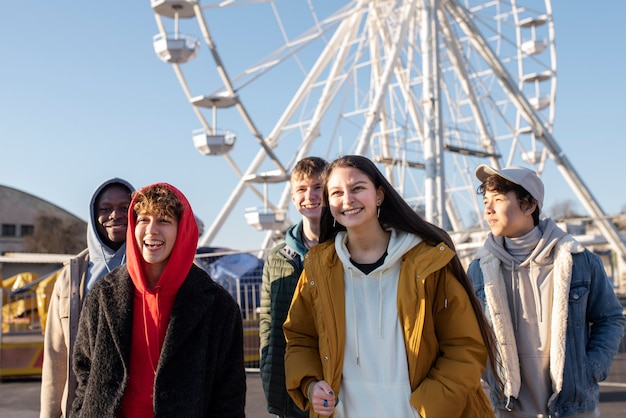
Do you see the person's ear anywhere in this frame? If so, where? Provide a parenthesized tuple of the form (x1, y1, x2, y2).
(376, 186, 385, 206)
(523, 200, 537, 215)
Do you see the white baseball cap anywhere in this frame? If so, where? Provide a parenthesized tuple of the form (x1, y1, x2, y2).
(475, 164, 544, 210)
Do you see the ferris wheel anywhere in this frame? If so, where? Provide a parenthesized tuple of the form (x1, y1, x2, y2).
(149, 0, 626, 260)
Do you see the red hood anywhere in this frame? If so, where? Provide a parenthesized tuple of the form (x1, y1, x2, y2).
(120, 183, 198, 416)
(126, 182, 198, 296)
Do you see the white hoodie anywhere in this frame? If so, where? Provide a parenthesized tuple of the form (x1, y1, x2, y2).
(333, 228, 422, 418)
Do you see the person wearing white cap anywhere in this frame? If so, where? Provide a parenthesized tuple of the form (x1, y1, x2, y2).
(468, 164, 625, 418)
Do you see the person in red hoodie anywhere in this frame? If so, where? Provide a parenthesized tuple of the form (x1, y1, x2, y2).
(71, 183, 246, 417)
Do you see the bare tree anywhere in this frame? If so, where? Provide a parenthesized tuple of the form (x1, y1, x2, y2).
(548, 199, 583, 221)
(22, 214, 86, 254)
(613, 213, 626, 231)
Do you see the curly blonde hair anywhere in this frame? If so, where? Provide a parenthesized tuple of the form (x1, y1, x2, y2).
(133, 184, 182, 221)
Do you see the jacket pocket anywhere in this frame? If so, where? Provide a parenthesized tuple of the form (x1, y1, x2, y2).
(59, 295, 70, 319)
(567, 284, 589, 327)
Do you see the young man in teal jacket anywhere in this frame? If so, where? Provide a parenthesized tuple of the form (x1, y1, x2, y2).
(259, 156, 328, 418)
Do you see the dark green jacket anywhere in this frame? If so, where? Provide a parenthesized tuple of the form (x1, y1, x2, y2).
(259, 222, 308, 418)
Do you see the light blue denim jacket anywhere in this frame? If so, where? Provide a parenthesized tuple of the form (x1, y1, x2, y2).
(469, 239, 625, 418)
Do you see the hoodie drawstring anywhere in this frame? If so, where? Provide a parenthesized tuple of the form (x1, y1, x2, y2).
(530, 260, 544, 323)
(378, 271, 383, 338)
(350, 268, 386, 366)
(142, 287, 162, 376)
(511, 259, 519, 332)
(349, 268, 360, 366)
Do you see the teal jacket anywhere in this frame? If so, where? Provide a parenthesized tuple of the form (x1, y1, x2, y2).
(259, 222, 309, 418)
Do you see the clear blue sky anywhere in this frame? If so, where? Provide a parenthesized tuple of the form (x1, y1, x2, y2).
(1, 1, 624, 251)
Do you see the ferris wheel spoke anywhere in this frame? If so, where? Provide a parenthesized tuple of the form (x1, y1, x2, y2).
(148, 0, 626, 264)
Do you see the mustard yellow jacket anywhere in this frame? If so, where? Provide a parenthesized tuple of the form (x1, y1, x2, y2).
(283, 239, 494, 418)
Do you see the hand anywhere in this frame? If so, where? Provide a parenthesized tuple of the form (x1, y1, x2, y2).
(308, 380, 336, 416)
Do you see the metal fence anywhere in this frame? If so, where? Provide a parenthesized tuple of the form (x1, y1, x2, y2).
(193, 249, 264, 370)
(2, 281, 263, 371)
(0, 262, 264, 376)
(235, 278, 261, 370)
(2, 266, 622, 377)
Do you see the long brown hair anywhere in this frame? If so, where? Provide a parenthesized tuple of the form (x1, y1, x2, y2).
(320, 155, 502, 386)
